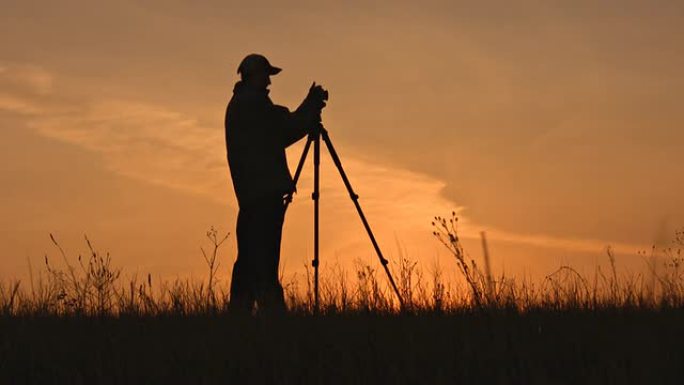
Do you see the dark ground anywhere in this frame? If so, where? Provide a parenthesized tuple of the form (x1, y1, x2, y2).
(1, 309, 683, 385)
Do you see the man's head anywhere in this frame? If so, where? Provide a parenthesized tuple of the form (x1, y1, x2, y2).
(237, 54, 281, 89)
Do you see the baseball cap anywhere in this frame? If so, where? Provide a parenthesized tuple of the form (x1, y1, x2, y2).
(237, 54, 282, 76)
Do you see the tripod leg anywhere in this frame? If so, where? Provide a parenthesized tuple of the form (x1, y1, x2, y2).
(320, 128, 404, 309)
(284, 136, 313, 210)
(312, 133, 321, 312)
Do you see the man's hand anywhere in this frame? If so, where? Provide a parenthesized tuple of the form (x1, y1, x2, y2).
(294, 82, 328, 136)
(304, 82, 328, 112)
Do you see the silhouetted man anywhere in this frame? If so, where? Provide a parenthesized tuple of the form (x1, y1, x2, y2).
(225, 54, 326, 313)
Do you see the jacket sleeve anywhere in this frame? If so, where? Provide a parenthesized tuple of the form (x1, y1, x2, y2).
(272, 104, 317, 147)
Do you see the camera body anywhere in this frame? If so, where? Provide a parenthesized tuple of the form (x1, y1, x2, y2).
(319, 88, 329, 103)
(308, 83, 329, 113)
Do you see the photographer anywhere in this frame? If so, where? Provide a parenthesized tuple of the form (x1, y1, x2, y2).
(225, 53, 327, 313)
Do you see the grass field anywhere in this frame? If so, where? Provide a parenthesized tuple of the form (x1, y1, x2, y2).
(3, 309, 683, 384)
(1, 216, 683, 384)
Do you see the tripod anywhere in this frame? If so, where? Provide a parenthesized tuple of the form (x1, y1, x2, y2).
(285, 122, 404, 311)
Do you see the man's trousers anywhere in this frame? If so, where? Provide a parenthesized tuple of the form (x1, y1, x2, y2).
(230, 196, 287, 312)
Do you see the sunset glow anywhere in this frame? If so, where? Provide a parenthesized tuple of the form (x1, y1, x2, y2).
(2, 1, 683, 285)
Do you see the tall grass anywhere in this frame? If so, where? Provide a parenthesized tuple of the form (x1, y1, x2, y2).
(1, 214, 683, 317)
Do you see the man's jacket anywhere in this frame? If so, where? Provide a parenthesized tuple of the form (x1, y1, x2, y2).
(225, 81, 314, 207)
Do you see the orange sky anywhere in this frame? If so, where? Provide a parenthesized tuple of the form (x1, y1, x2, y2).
(1, 1, 683, 285)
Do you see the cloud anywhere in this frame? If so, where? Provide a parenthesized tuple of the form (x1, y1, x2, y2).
(0, 63, 54, 96)
(0, 94, 43, 115)
(485, 228, 645, 255)
(2, 64, 654, 260)
(29, 99, 232, 204)
(0, 63, 56, 115)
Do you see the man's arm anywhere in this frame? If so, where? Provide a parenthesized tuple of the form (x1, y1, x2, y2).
(272, 83, 327, 147)
(272, 105, 316, 147)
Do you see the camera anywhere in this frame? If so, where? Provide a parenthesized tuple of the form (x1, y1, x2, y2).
(308, 83, 328, 112)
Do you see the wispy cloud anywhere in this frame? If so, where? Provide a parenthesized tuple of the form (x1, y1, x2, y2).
(0, 63, 54, 95)
(30, 99, 232, 203)
(0, 63, 650, 257)
(0, 64, 54, 115)
(0, 94, 43, 115)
